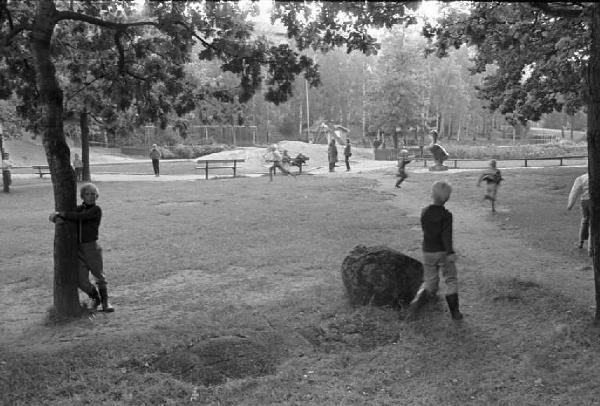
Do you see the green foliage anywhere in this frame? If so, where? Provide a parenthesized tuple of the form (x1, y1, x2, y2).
(155, 143, 227, 160)
(424, 2, 587, 123)
(444, 141, 587, 160)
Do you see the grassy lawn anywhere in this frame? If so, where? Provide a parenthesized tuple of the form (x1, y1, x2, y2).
(1, 166, 599, 405)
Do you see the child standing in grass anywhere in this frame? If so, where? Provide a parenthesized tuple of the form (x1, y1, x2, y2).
(149, 144, 161, 176)
(477, 159, 503, 212)
(567, 171, 590, 252)
(395, 149, 411, 188)
(407, 180, 463, 321)
(49, 183, 114, 312)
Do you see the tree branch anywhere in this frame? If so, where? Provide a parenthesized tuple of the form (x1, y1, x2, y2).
(170, 20, 219, 52)
(65, 72, 109, 105)
(114, 30, 125, 74)
(529, 2, 585, 19)
(126, 68, 147, 81)
(88, 112, 105, 126)
(55, 10, 159, 30)
(0, 23, 32, 49)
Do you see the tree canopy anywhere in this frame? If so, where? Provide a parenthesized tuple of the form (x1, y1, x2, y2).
(424, 2, 587, 124)
(425, 1, 600, 323)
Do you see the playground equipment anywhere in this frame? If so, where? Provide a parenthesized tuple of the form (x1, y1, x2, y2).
(311, 122, 350, 145)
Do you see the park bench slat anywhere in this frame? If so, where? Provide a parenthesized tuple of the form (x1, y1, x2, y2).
(194, 158, 245, 180)
(413, 155, 588, 168)
(32, 165, 51, 178)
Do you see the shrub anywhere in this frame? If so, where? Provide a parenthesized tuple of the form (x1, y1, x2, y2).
(172, 143, 193, 159)
(158, 147, 176, 159)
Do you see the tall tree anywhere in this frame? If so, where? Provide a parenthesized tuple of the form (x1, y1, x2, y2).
(1, 0, 420, 318)
(0, 0, 318, 317)
(425, 2, 600, 323)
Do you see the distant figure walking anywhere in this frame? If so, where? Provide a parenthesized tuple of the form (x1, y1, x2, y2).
(73, 153, 83, 182)
(328, 139, 338, 172)
(477, 160, 503, 212)
(567, 172, 590, 252)
(149, 144, 161, 176)
(343, 139, 352, 171)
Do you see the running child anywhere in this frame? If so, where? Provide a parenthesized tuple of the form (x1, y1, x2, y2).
(477, 159, 503, 212)
(395, 149, 411, 188)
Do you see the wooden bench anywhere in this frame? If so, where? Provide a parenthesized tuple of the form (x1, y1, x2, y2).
(32, 165, 51, 178)
(195, 158, 245, 180)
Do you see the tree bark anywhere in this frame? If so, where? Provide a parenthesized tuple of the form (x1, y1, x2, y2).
(31, 0, 82, 318)
(589, 3, 600, 323)
(80, 108, 91, 182)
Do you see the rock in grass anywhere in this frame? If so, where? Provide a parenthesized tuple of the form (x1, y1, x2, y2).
(341, 245, 423, 307)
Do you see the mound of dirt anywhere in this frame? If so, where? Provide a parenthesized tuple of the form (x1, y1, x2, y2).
(151, 334, 281, 386)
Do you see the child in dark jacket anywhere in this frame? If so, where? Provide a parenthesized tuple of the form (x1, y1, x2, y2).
(407, 180, 463, 320)
(49, 183, 114, 312)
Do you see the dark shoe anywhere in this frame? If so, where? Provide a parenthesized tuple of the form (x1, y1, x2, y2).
(445, 293, 463, 320)
(406, 288, 429, 320)
(88, 288, 101, 311)
(98, 286, 115, 313)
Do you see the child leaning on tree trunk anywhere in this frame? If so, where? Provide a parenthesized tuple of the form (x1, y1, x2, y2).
(407, 180, 463, 321)
(49, 183, 114, 312)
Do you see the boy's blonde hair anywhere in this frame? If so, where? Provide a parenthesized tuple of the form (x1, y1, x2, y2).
(432, 180, 452, 204)
(80, 182, 99, 198)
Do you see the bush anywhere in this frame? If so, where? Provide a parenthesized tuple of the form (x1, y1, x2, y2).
(159, 147, 176, 159)
(173, 144, 193, 159)
(191, 145, 225, 158)
(155, 144, 229, 160)
(443, 142, 587, 160)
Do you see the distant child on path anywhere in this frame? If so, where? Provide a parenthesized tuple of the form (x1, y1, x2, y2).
(343, 139, 352, 171)
(395, 149, 411, 188)
(264, 144, 295, 181)
(49, 183, 114, 312)
(149, 144, 161, 176)
(567, 172, 590, 252)
(477, 160, 503, 212)
(407, 180, 463, 321)
(72, 153, 83, 182)
(328, 139, 338, 172)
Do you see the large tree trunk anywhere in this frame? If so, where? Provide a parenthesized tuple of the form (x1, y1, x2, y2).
(80, 109, 91, 182)
(589, 4, 600, 324)
(32, 0, 82, 318)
